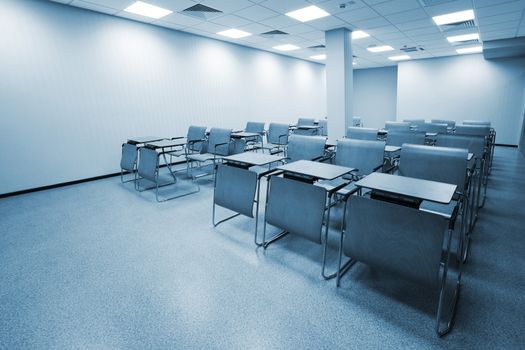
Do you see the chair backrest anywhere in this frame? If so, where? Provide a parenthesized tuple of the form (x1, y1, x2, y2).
(463, 120, 491, 127)
(318, 119, 328, 136)
(336, 139, 385, 176)
(435, 134, 486, 159)
(385, 121, 411, 131)
(138, 147, 159, 182)
(207, 128, 232, 156)
(346, 127, 378, 141)
(286, 135, 326, 163)
(399, 144, 468, 193)
(267, 123, 290, 145)
(386, 131, 425, 147)
(266, 175, 326, 243)
(455, 125, 491, 138)
(297, 117, 316, 126)
(352, 116, 362, 127)
(187, 125, 207, 152)
(245, 121, 265, 134)
(120, 143, 138, 172)
(214, 164, 257, 218)
(431, 119, 456, 128)
(229, 139, 246, 155)
(344, 195, 447, 287)
(403, 119, 425, 127)
(417, 122, 448, 134)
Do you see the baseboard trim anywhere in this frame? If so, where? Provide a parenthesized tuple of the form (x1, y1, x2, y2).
(0, 161, 187, 199)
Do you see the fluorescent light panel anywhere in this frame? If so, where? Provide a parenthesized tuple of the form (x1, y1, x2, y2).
(217, 29, 251, 39)
(389, 55, 410, 61)
(447, 33, 479, 43)
(124, 1, 172, 19)
(456, 46, 483, 54)
(352, 30, 369, 39)
(273, 44, 300, 51)
(285, 5, 330, 22)
(367, 45, 394, 53)
(310, 54, 326, 60)
(432, 9, 474, 26)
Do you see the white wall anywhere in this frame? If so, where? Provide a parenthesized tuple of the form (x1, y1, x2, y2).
(353, 67, 397, 129)
(397, 54, 525, 145)
(0, 0, 326, 195)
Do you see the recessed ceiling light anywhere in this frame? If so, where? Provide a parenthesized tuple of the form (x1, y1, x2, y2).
(217, 29, 251, 39)
(432, 9, 474, 26)
(447, 33, 479, 43)
(285, 5, 330, 23)
(367, 45, 394, 53)
(456, 46, 483, 54)
(352, 30, 369, 39)
(273, 44, 300, 51)
(352, 61, 356, 66)
(124, 1, 172, 19)
(388, 55, 410, 61)
(310, 54, 326, 60)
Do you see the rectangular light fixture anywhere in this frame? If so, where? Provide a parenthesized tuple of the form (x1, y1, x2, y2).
(367, 45, 394, 53)
(217, 29, 251, 39)
(310, 54, 326, 60)
(456, 46, 483, 54)
(447, 33, 479, 43)
(285, 5, 330, 22)
(388, 55, 410, 61)
(124, 1, 172, 19)
(352, 30, 370, 39)
(432, 9, 474, 26)
(273, 44, 300, 51)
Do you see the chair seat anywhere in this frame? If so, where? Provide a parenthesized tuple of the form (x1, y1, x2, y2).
(186, 153, 222, 162)
(419, 200, 458, 219)
(167, 149, 186, 157)
(315, 179, 359, 197)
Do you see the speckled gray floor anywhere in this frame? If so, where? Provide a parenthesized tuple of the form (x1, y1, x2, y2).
(1, 147, 524, 349)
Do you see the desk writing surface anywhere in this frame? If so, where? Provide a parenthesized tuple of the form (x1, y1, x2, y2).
(224, 153, 285, 166)
(355, 172, 457, 204)
(277, 160, 355, 180)
(325, 138, 338, 147)
(384, 145, 401, 153)
(128, 136, 164, 144)
(231, 132, 261, 138)
(146, 139, 186, 149)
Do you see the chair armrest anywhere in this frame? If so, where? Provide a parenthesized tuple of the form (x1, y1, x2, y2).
(278, 134, 288, 145)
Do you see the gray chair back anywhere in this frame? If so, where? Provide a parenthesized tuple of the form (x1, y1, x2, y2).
(435, 134, 485, 159)
(386, 131, 425, 147)
(207, 128, 232, 156)
(266, 176, 326, 243)
(455, 125, 491, 138)
(403, 119, 425, 127)
(214, 164, 257, 218)
(267, 123, 289, 145)
(336, 139, 385, 176)
(463, 120, 491, 127)
(399, 144, 468, 193)
(187, 125, 207, 152)
(286, 135, 326, 163)
(385, 121, 411, 131)
(344, 195, 447, 287)
(318, 119, 328, 136)
(346, 127, 378, 140)
(138, 147, 159, 183)
(431, 119, 456, 128)
(121, 143, 138, 172)
(297, 117, 315, 126)
(418, 122, 448, 134)
(245, 121, 265, 134)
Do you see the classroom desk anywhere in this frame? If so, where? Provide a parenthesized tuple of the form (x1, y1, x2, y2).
(355, 172, 457, 207)
(224, 152, 285, 168)
(231, 132, 262, 139)
(145, 138, 187, 178)
(127, 136, 164, 145)
(277, 160, 355, 181)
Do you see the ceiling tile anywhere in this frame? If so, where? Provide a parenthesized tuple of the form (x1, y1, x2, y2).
(49, 0, 73, 3)
(190, 21, 229, 34)
(422, 0, 473, 16)
(336, 6, 379, 23)
(211, 14, 252, 27)
(395, 18, 434, 31)
(385, 8, 428, 24)
(481, 28, 519, 40)
(259, 0, 312, 13)
(156, 20, 186, 30)
(147, 0, 197, 12)
(299, 30, 325, 40)
(473, 0, 520, 8)
(234, 4, 280, 21)
(237, 22, 274, 34)
(479, 20, 520, 33)
(307, 14, 347, 30)
(79, 0, 134, 9)
(477, 11, 522, 26)
(162, 12, 203, 26)
(281, 23, 317, 34)
(70, 0, 119, 14)
(476, 1, 525, 18)
(116, 11, 156, 24)
(259, 14, 299, 28)
(315, 0, 368, 14)
(352, 16, 391, 29)
(201, 0, 254, 13)
(373, 0, 421, 16)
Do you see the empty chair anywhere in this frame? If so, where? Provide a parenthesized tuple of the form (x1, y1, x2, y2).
(336, 139, 385, 178)
(403, 118, 425, 128)
(455, 125, 491, 138)
(386, 131, 425, 147)
(418, 122, 448, 134)
(265, 122, 290, 154)
(337, 195, 460, 336)
(168, 125, 207, 165)
(432, 119, 456, 128)
(352, 116, 362, 127)
(463, 120, 491, 127)
(186, 128, 232, 178)
(318, 119, 328, 136)
(245, 121, 265, 134)
(456, 124, 494, 174)
(297, 117, 316, 126)
(286, 135, 326, 163)
(385, 121, 411, 131)
(346, 127, 378, 141)
(120, 142, 138, 183)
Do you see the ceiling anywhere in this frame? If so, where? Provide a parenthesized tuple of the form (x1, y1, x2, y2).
(49, 0, 525, 68)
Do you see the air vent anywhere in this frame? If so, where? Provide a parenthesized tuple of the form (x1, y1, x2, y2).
(182, 4, 223, 20)
(261, 30, 288, 35)
(438, 19, 476, 32)
(418, 0, 455, 6)
(400, 45, 425, 52)
(308, 44, 326, 50)
(450, 39, 480, 46)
